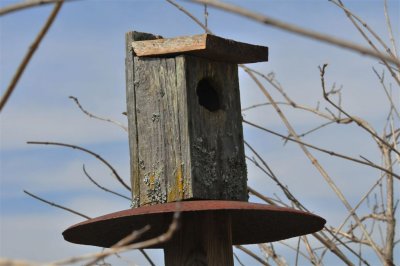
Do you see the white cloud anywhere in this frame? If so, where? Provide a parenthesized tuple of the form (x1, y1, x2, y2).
(1, 103, 128, 151)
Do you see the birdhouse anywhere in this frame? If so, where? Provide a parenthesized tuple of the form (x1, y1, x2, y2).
(63, 32, 325, 265)
(125, 32, 268, 207)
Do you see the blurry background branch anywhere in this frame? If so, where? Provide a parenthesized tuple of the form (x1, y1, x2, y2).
(0, 1, 63, 112)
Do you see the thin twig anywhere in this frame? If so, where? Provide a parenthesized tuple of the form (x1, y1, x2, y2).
(84, 226, 150, 266)
(319, 64, 400, 157)
(52, 211, 181, 265)
(233, 252, 246, 266)
(235, 245, 271, 266)
(246, 137, 366, 264)
(243, 120, 400, 180)
(204, 4, 208, 32)
(301, 236, 318, 265)
(27, 141, 131, 191)
(242, 101, 334, 121)
(244, 66, 385, 263)
(69, 96, 128, 132)
(245, 140, 305, 210)
(82, 165, 131, 200)
(190, 0, 400, 66)
(331, 0, 400, 87)
(259, 243, 287, 266)
(0, 258, 40, 266)
(138, 250, 155, 266)
(0, 0, 73, 16)
(383, 146, 395, 265)
(371, 68, 400, 119)
(26, 187, 153, 265)
(0, 1, 63, 112)
(24, 190, 91, 219)
(384, 0, 398, 59)
(165, 0, 210, 33)
(295, 237, 301, 266)
(248, 186, 276, 205)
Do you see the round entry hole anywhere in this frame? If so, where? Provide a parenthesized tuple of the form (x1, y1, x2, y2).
(196, 79, 220, 112)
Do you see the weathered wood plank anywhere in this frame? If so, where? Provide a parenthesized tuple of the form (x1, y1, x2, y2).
(132, 34, 268, 64)
(164, 212, 234, 266)
(125, 31, 163, 206)
(184, 55, 248, 201)
(132, 56, 192, 206)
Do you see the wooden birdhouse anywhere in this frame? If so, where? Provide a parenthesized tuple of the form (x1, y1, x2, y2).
(125, 31, 268, 207)
(63, 32, 325, 265)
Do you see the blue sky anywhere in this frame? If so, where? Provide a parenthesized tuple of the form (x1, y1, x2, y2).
(1, 0, 399, 265)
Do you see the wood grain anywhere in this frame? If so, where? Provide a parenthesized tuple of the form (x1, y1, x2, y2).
(132, 34, 268, 64)
(126, 31, 163, 206)
(126, 32, 248, 206)
(164, 212, 234, 266)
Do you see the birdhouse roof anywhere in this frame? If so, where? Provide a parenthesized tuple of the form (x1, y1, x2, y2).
(131, 34, 268, 64)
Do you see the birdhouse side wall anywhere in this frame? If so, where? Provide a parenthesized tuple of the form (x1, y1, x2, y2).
(128, 56, 191, 207)
(184, 55, 248, 201)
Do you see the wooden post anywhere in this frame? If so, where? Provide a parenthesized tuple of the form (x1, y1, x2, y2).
(164, 213, 233, 266)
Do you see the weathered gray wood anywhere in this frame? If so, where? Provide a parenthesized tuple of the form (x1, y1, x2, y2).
(185, 55, 247, 201)
(132, 34, 269, 64)
(133, 56, 191, 206)
(126, 31, 163, 206)
(164, 212, 234, 266)
(126, 32, 248, 206)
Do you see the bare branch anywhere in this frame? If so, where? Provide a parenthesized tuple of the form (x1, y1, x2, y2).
(0, 0, 73, 16)
(82, 165, 131, 201)
(383, 147, 395, 265)
(138, 249, 155, 266)
(276, 239, 312, 265)
(235, 245, 271, 266)
(233, 252, 246, 266)
(190, 0, 400, 66)
(0, 1, 63, 112)
(384, 0, 398, 58)
(247, 186, 276, 205)
(204, 4, 209, 32)
(52, 211, 181, 265)
(24, 190, 91, 219)
(259, 243, 288, 266)
(319, 64, 400, 157)
(330, 0, 400, 86)
(165, 0, 211, 33)
(244, 66, 385, 262)
(27, 141, 131, 191)
(69, 96, 128, 132)
(243, 120, 400, 180)
(26, 187, 153, 265)
(245, 141, 305, 210)
(84, 226, 150, 266)
(0, 258, 40, 266)
(372, 68, 400, 119)
(300, 236, 318, 265)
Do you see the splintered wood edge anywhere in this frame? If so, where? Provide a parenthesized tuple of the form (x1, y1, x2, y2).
(131, 34, 268, 64)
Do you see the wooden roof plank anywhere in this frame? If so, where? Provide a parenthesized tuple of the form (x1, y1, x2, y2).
(132, 34, 268, 64)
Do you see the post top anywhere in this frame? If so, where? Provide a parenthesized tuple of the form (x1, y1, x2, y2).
(131, 34, 268, 64)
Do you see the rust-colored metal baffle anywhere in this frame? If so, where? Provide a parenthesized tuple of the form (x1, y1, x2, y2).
(63, 200, 326, 248)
